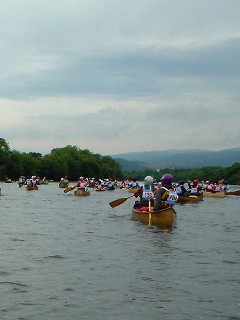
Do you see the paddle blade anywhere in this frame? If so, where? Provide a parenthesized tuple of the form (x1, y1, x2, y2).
(64, 186, 75, 193)
(109, 197, 130, 208)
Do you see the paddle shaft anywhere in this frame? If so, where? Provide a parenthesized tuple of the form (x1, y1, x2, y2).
(148, 200, 152, 226)
(109, 195, 134, 208)
(64, 186, 76, 193)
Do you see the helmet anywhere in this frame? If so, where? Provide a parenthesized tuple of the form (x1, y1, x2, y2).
(160, 174, 173, 184)
(193, 179, 199, 186)
(144, 176, 153, 185)
(179, 179, 185, 185)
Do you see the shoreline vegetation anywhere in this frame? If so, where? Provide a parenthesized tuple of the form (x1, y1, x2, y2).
(0, 138, 239, 184)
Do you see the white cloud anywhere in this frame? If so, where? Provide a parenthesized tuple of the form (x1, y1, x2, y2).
(0, 0, 240, 155)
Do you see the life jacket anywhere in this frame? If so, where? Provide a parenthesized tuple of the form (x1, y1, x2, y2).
(189, 186, 198, 194)
(77, 180, 86, 188)
(26, 179, 32, 186)
(131, 182, 138, 188)
(161, 187, 169, 201)
(141, 187, 154, 201)
(175, 185, 185, 195)
(161, 187, 178, 205)
(206, 184, 213, 191)
(214, 184, 222, 192)
(140, 186, 154, 206)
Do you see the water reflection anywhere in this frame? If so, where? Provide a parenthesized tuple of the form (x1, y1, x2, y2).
(0, 182, 239, 319)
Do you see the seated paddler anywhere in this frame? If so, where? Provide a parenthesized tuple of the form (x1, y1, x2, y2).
(175, 179, 188, 196)
(76, 177, 87, 189)
(133, 176, 155, 208)
(153, 174, 178, 211)
(187, 179, 202, 195)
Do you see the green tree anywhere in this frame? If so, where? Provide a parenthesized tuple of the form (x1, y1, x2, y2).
(41, 154, 68, 180)
(21, 153, 42, 178)
(0, 138, 10, 179)
(6, 150, 24, 179)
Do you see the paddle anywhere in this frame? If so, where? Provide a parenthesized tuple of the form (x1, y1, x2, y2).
(109, 195, 134, 208)
(64, 186, 76, 193)
(148, 200, 152, 226)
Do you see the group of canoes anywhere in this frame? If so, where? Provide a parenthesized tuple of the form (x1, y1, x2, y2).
(130, 188, 240, 229)
(13, 174, 239, 230)
(59, 176, 105, 190)
(17, 176, 49, 190)
(110, 176, 240, 230)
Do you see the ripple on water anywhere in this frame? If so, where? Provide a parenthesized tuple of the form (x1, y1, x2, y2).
(0, 182, 239, 319)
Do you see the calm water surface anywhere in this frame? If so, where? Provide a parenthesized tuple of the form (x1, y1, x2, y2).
(0, 182, 239, 320)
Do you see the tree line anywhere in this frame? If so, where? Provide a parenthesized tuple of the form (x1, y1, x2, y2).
(0, 137, 239, 184)
(124, 163, 240, 185)
(0, 138, 123, 181)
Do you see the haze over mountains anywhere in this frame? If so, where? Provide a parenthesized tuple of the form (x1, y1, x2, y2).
(111, 148, 240, 171)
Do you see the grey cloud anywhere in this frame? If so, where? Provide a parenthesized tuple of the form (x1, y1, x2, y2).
(1, 1, 240, 154)
(2, 37, 240, 100)
(27, 107, 130, 139)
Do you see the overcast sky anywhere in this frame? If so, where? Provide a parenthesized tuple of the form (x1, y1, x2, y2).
(1, 0, 240, 156)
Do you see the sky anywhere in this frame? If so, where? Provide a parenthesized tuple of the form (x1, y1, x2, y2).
(1, 0, 240, 156)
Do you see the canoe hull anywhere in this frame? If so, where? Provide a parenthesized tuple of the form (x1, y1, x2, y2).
(225, 189, 240, 196)
(26, 186, 38, 191)
(177, 194, 203, 203)
(131, 206, 176, 228)
(59, 182, 68, 188)
(128, 188, 139, 193)
(203, 190, 225, 198)
(40, 181, 49, 185)
(74, 189, 90, 196)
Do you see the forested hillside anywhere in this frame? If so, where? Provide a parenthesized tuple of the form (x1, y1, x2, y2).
(0, 138, 122, 181)
(112, 148, 240, 169)
(1, 137, 240, 184)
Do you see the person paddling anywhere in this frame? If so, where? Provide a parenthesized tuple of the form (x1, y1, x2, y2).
(133, 176, 154, 208)
(153, 174, 178, 211)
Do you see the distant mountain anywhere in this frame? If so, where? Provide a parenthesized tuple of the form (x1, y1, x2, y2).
(114, 158, 161, 172)
(111, 148, 240, 171)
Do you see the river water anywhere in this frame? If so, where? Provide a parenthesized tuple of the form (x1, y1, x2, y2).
(0, 182, 239, 320)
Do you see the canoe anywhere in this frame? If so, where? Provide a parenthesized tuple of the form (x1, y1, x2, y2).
(88, 182, 96, 188)
(202, 190, 225, 198)
(128, 187, 139, 193)
(177, 194, 203, 203)
(74, 188, 90, 196)
(131, 206, 176, 229)
(106, 186, 115, 191)
(59, 182, 68, 188)
(26, 185, 38, 191)
(95, 188, 106, 191)
(40, 180, 49, 185)
(18, 183, 25, 188)
(225, 189, 240, 196)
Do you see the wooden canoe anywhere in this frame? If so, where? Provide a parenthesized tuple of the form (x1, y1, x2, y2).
(128, 187, 139, 193)
(131, 206, 176, 229)
(18, 183, 25, 188)
(225, 189, 240, 196)
(74, 188, 90, 196)
(177, 194, 204, 203)
(88, 182, 96, 188)
(59, 182, 68, 188)
(202, 190, 225, 198)
(40, 180, 49, 185)
(26, 185, 38, 191)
